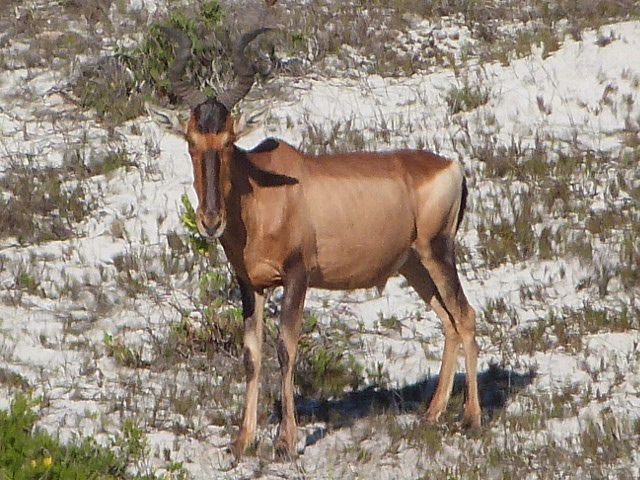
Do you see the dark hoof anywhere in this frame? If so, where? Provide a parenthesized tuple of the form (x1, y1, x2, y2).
(460, 413, 482, 430)
(274, 439, 296, 462)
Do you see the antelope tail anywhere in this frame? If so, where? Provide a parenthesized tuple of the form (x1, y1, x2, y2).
(455, 176, 468, 234)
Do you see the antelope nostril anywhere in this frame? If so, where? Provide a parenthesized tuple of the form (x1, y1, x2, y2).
(198, 218, 215, 236)
(196, 209, 225, 238)
(199, 217, 225, 238)
(204, 222, 219, 237)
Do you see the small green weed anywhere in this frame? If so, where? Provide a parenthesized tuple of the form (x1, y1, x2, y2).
(296, 316, 366, 398)
(169, 305, 245, 358)
(15, 268, 41, 297)
(445, 81, 490, 115)
(476, 193, 539, 268)
(112, 418, 149, 464)
(103, 333, 147, 369)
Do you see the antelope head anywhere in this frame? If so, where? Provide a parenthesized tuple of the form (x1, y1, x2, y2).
(159, 26, 269, 238)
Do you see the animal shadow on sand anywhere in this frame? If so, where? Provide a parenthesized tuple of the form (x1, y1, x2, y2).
(273, 363, 535, 449)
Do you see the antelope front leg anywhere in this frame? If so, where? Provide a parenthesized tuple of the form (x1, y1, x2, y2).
(231, 280, 265, 458)
(274, 269, 307, 458)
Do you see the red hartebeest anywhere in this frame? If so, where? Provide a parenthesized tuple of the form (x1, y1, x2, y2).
(160, 27, 481, 458)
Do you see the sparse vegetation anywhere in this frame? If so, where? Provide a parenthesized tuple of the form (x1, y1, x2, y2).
(71, 0, 241, 124)
(1, 0, 640, 478)
(70, 59, 146, 125)
(296, 315, 367, 398)
(0, 157, 97, 245)
(0, 393, 180, 480)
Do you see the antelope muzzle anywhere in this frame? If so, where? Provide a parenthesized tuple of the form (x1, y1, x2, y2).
(195, 149, 226, 239)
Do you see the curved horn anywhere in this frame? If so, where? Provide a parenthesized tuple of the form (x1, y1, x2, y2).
(159, 26, 208, 109)
(217, 28, 271, 111)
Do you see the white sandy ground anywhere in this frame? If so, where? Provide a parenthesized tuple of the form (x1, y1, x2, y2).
(1, 4, 640, 479)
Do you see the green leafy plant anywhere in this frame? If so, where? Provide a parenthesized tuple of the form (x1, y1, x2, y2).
(180, 194, 212, 257)
(90, 148, 138, 176)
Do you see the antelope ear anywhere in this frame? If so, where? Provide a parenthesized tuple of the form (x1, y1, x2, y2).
(233, 113, 246, 138)
(232, 103, 271, 140)
(145, 102, 190, 136)
(221, 131, 235, 149)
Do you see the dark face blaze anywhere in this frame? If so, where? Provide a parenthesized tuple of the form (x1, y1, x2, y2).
(187, 99, 235, 239)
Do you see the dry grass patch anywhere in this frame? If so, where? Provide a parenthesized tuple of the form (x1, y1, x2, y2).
(0, 159, 97, 245)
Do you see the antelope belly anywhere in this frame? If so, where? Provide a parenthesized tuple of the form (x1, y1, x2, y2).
(308, 194, 415, 289)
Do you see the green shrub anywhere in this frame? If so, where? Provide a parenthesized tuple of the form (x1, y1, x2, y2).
(118, 0, 229, 102)
(70, 1, 230, 124)
(0, 394, 132, 479)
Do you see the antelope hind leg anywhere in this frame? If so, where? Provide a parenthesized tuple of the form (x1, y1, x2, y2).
(274, 271, 307, 458)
